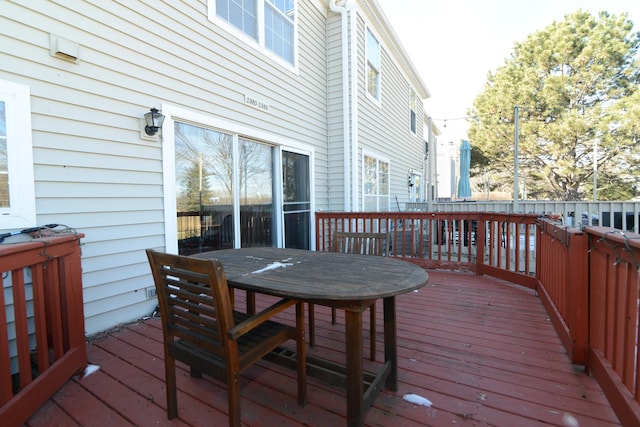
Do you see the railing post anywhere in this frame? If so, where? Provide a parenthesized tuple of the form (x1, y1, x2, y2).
(476, 217, 486, 272)
(567, 230, 589, 364)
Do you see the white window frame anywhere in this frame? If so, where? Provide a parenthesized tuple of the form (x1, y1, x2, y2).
(365, 27, 382, 104)
(0, 80, 36, 230)
(362, 151, 390, 212)
(207, 0, 298, 71)
(161, 104, 315, 253)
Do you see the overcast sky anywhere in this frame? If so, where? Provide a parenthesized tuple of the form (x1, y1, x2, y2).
(376, 0, 640, 143)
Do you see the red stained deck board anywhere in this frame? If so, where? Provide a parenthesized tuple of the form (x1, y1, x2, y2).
(48, 380, 133, 427)
(25, 399, 78, 427)
(25, 270, 620, 427)
(97, 327, 342, 426)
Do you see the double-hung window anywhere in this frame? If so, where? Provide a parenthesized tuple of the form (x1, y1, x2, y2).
(366, 28, 381, 102)
(363, 153, 389, 211)
(210, 0, 297, 66)
(0, 79, 35, 229)
(409, 87, 417, 134)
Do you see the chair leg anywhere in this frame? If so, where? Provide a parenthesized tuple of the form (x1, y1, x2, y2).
(190, 366, 202, 378)
(369, 303, 376, 361)
(227, 369, 241, 427)
(165, 356, 178, 419)
(308, 303, 315, 347)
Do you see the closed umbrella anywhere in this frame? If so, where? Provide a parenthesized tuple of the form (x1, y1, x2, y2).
(457, 140, 472, 199)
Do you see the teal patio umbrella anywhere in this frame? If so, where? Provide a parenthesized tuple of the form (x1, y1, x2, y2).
(457, 140, 472, 199)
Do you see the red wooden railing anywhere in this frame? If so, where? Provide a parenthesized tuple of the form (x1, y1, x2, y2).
(0, 234, 86, 427)
(536, 220, 589, 365)
(315, 211, 539, 289)
(316, 211, 640, 426)
(587, 227, 640, 426)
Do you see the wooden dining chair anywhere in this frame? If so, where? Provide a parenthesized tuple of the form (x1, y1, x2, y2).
(309, 231, 386, 361)
(146, 249, 306, 427)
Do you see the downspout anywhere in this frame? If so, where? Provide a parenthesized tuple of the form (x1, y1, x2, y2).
(329, 0, 352, 211)
(427, 117, 433, 211)
(348, 1, 358, 212)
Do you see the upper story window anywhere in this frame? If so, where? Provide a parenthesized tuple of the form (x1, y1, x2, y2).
(0, 79, 36, 229)
(366, 28, 381, 102)
(210, 0, 297, 66)
(409, 87, 417, 134)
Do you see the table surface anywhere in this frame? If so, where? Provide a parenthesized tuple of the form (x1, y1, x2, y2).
(195, 247, 428, 303)
(194, 247, 428, 426)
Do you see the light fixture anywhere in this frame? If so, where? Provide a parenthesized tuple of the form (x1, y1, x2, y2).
(144, 107, 165, 136)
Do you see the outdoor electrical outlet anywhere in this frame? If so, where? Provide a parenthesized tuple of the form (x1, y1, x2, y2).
(146, 287, 157, 299)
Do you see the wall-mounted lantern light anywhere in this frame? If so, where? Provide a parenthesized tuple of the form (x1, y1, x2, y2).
(144, 107, 165, 136)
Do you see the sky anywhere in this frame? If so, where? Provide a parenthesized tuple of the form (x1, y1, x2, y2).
(376, 0, 640, 144)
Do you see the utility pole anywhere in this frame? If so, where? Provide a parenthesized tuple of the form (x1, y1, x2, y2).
(513, 105, 519, 213)
(593, 140, 598, 201)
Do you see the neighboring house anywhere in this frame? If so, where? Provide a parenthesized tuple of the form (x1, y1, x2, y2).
(1, 0, 432, 335)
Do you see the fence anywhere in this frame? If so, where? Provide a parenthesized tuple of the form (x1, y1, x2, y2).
(0, 234, 86, 427)
(407, 200, 640, 232)
(178, 204, 272, 255)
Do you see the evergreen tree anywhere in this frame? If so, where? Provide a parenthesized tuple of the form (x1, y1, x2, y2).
(468, 10, 640, 200)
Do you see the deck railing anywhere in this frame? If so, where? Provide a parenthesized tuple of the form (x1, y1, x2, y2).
(316, 211, 640, 426)
(0, 234, 86, 427)
(315, 211, 540, 289)
(586, 227, 640, 426)
(536, 220, 589, 365)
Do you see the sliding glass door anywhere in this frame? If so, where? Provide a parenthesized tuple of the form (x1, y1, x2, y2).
(174, 122, 275, 255)
(238, 137, 274, 249)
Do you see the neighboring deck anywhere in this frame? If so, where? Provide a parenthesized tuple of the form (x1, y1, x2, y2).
(25, 271, 620, 426)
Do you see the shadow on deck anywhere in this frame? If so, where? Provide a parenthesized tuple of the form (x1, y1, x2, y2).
(26, 271, 619, 426)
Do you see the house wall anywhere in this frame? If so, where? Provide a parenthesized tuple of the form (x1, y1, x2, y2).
(1, 0, 331, 334)
(354, 13, 426, 211)
(1, 0, 431, 335)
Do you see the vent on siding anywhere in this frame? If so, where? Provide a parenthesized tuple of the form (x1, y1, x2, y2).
(49, 34, 79, 62)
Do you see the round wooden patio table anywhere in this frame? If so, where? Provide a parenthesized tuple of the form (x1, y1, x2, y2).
(195, 247, 428, 427)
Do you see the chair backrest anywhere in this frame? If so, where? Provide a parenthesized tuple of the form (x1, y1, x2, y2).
(146, 249, 234, 355)
(332, 231, 387, 256)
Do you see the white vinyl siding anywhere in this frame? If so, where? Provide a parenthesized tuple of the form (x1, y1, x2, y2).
(1, 0, 327, 335)
(0, 0, 426, 336)
(357, 15, 425, 209)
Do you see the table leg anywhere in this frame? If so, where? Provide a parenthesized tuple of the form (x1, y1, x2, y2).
(344, 308, 364, 427)
(246, 290, 256, 315)
(383, 296, 398, 390)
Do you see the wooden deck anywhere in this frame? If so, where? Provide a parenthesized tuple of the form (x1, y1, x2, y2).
(25, 271, 620, 426)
